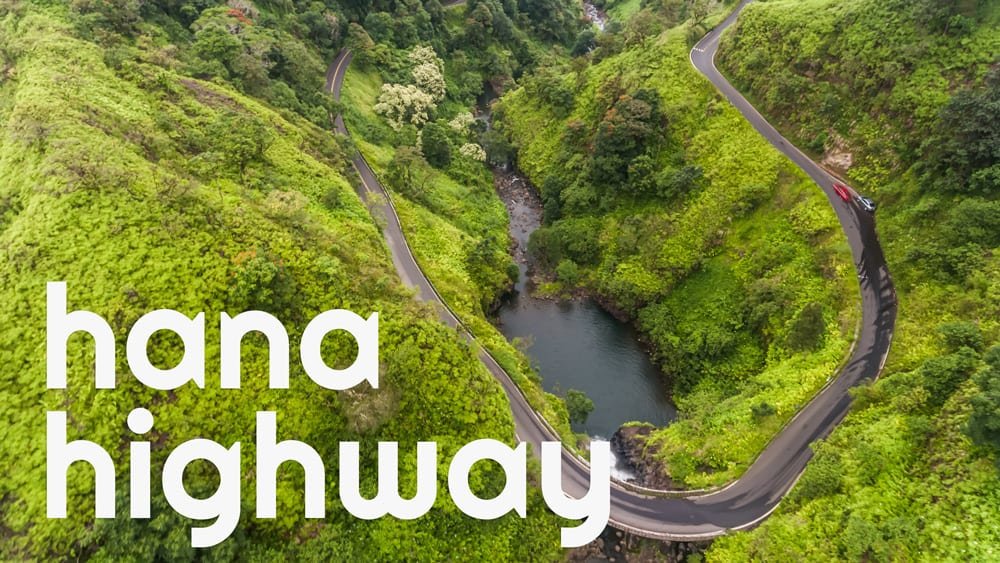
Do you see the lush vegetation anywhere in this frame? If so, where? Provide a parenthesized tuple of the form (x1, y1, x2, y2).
(9, 0, 997, 556)
(337, 2, 588, 442)
(497, 6, 859, 487)
(0, 1, 570, 559)
(704, 0, 1000, 559)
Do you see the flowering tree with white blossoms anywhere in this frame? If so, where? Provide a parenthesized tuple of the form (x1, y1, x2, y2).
(411, 62, 446, 102)
(374, 83, 435, 130)
(409, 46, 446, 102)
(408, 45, 442, 69)
(448, 112, 476, 134)
(374, 45, 447, 130)
(459, 143, 487, 162)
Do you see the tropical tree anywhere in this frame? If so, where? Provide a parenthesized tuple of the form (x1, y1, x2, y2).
(374, 83, 436, 130)
(420, 122, 452, 168)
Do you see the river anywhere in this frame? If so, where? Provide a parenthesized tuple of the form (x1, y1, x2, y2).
(492, 172, 676, 442)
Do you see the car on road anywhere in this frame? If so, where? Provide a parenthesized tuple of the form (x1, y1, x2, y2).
(855, 195, 877, 213)
(833, 182, 851, 202)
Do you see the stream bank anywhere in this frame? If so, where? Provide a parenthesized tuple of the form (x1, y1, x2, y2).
(481, 6, 714, 559)
(490, 169, 677, 447)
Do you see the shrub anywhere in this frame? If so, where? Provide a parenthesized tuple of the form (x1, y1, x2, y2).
(481, 130, 515, 166)
(571, 29, 597, 57)
(322, 188, 342, 210)
(751, 401, 776, 420)
(420, 122, 452, 168)
(229, 249, 296, 314)
(790, 448, 843, 503)
(565, 389, 595, 424)
(528, 227, 562, 267)
(555, 259, 580, 285)
(937, 321, 984, 352)
(968, 346, 1000, 455)
(786, 302, 826, 352)
(921, 347, 980, 408)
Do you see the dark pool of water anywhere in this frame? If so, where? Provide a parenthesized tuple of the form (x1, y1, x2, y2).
(493, 173, 676, 439)
(498, 295, 676, 438)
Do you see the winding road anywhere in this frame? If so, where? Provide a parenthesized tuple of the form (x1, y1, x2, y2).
(325, 0, 896, 541)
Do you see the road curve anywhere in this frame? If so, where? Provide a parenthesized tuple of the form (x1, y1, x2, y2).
(326, 0, 896, 540)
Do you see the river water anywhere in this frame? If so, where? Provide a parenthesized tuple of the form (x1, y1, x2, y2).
(492, 173, 676, 441)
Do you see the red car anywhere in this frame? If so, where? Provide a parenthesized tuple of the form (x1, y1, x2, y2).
(833, 182, 851, 202)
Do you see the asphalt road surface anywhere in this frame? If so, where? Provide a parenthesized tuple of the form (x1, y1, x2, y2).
(325, 0, 897, 539)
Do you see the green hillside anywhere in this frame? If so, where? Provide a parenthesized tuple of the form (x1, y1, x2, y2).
(708, 0, 1000, 559)
(5, 0, 997, 557)
(0, 2, 563, 559)
(497, 20, 859, 487)
(495, 0, 1000, 556)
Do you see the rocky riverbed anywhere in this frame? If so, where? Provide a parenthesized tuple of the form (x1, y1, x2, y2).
(493, 170, 542, 292)
(583, 0, 608, 31)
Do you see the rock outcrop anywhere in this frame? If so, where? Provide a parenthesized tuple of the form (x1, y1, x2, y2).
(611, 425, 677, 490)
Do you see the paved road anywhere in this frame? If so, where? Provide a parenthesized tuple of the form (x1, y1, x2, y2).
(326, 0, 896, 539)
